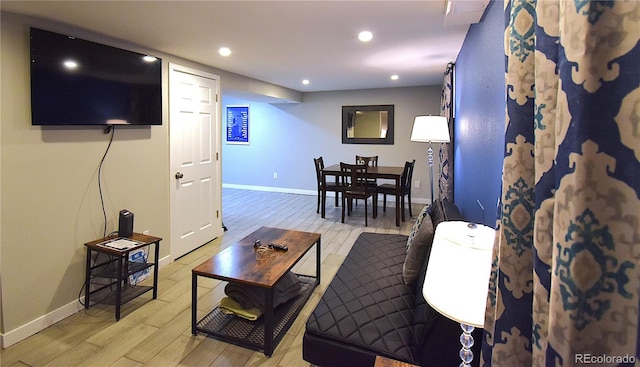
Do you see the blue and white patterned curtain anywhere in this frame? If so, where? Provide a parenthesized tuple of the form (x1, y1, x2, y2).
(439, 62, 455, 201)
(483, 1, 640, 366)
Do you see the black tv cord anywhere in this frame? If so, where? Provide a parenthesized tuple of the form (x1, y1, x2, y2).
(98, 126, 115, 238)
(78, 127, 116, 307)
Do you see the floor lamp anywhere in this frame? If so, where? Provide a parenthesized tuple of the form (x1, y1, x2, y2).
(410, 115, 450, 205)
(422, 221, 496, 367)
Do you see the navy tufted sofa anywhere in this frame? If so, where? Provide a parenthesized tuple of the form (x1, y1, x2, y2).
(303, 199, 482, 367)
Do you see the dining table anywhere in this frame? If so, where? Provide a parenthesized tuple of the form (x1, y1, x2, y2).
(321, 164, 405, 227)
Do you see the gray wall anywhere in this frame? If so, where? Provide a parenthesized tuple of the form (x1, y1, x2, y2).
(222, 86, 443, 201)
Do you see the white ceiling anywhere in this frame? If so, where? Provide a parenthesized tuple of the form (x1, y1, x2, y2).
(2, 0, 488, 93)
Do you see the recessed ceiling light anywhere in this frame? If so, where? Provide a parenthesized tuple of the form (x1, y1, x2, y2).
(390, 75, 399, 80)
(218, 47, 232, 57)
(63, 59, 78, 69)
(358, 31, 373, 42)
(302, 79, 310, 85)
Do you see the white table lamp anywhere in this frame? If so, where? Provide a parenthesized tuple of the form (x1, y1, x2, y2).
(410, 115, 450, 204)
(422, 221, 495, 366)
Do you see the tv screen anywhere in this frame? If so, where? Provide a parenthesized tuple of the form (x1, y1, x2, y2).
(30, 27, 162, 126)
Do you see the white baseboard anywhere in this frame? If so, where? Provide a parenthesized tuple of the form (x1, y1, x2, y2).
(158, 254, 172, 269)
(1, 296, 84, 348)
(1, 254, 172, 349)
(222, 183, 429, 205)
(222, 183, 316, 196)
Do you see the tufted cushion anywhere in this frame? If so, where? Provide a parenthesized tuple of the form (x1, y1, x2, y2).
(402, 212, 435, 285)
(304, 233, 418, 364)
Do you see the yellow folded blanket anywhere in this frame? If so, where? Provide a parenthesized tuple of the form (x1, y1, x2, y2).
(219, 296, 263, 321)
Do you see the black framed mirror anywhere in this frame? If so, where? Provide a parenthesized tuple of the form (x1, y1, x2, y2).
(342, 104, 394, 144)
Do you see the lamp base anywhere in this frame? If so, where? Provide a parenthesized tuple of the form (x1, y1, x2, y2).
(459, 323, 475, 367)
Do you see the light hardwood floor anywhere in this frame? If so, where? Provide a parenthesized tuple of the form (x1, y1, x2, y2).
(2, 188, 417, 367)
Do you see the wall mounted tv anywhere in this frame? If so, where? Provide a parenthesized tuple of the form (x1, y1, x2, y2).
(30, 27, 162, 126)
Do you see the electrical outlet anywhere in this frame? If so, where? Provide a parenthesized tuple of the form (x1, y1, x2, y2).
(273, 172, 278, 179)
(414, 180, 421, 188)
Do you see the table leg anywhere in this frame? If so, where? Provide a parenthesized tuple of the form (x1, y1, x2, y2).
(192, 273, 198, 335)
(116, 256, 123, 321)
(84, 249, 92, 309)
(322, 172, 327, 218)
(316, 238, 321, 287)
(264, 287, 275, 356)
(153, 241, 159, 299)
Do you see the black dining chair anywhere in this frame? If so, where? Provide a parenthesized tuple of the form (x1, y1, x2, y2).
(355, 155, 378, 166)
(377, 159, 415, 222)
(355, 155, 378, 186)
(340, 162, 377, 226)
(314, 156, 341, 216)
(355, 155, 378, 206)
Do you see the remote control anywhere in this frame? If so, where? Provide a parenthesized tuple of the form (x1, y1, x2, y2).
(269, 243, 288, 251)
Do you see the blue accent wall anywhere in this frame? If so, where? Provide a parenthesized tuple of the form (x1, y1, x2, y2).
(453, 0, 505, 227)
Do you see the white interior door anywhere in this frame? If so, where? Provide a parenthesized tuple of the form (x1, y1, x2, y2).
(169, 64, 223, 259)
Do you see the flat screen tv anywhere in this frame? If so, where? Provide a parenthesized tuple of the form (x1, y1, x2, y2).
(30, 27, 162, 126)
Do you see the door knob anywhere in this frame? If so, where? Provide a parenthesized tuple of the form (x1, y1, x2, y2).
(175, 172, 184, 179)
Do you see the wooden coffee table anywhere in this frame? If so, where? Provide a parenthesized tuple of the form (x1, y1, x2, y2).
(191, 227, 321, 356)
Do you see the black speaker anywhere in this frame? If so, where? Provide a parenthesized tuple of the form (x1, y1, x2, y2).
(118, 209, 134, 238)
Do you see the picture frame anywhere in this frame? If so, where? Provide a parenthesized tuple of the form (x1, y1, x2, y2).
(226, 105, 250, 144)
(342, 104, 394, 145)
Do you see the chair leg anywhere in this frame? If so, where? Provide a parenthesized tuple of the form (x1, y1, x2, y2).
(321, 190, 327, 218)
(317, 189, 320, 214)
(341, 194, 346, 223)
(382, 193, 387, 212)
(364, 198, 368, 227)
(373, 194, 377, 218)
(401, 195, 406, 222)
(408, 192, 413, 217)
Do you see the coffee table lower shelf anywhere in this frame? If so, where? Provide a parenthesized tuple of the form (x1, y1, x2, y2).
(194, 274, 317, 354)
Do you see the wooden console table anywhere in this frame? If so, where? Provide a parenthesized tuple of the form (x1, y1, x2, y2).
(84, 233, 161, 321)
(192, 227, 321, 356)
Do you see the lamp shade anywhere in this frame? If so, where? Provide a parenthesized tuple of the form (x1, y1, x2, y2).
(410, 115, 450, 143)
(422, 221, 495, 327)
